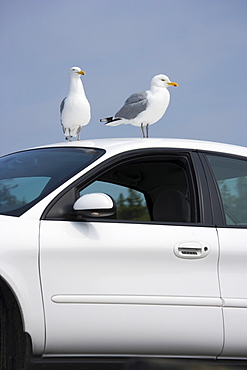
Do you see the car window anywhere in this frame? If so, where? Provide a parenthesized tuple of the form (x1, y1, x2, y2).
(77, 155, 195, 223)
(206, 155, 247, 226)
(0, 147, 105, 216)
(80, 181, 150, 221)
(0, 177, 50, 212)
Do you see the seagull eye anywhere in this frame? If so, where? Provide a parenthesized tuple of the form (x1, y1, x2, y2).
(161, 79, 165, 81)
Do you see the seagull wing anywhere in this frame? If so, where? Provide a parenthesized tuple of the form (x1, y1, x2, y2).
(115, 91, 148, 120)
(60, 97, 67, 132)
(60, 97, 66, 115)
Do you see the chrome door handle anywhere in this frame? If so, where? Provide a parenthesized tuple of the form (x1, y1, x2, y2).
(174, 241, 210, 259)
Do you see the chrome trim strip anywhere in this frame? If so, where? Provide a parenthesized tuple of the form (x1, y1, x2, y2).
(222, 298, 247, 308)
(51, 295, 222, 306)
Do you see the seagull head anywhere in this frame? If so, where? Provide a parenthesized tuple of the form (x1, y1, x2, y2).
(151, 74, 178, 89)
(69, 66, 86, 78)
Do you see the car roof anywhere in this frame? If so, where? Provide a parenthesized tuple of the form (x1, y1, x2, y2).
(32, 138, 247, 158)
(4, 138, 247, 159)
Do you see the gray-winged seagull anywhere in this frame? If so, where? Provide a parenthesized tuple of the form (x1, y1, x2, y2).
(100, 74, 178, 138)
(60, 66, 91, 141)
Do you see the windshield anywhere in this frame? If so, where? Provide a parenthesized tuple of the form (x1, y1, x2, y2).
(0, 147, 105, 216)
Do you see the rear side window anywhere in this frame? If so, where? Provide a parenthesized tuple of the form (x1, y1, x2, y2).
(0, 147, 105, 216)
(207, 155, 247, 226)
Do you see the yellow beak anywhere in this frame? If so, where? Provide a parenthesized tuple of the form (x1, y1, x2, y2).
(77, 71, 86, 75)
(168, 82, 178, 87)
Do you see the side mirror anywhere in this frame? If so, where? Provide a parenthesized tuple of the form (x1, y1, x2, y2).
(73, 193, 116, 218)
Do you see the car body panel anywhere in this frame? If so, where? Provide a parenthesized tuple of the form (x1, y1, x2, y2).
(0, 216, 45, 353)
(35, 138, 247, 159)
(217, 228, 247, 358)
(220, 308, 247, 358)
(1, 138, 247, 360)
(40, 220, 223, 356)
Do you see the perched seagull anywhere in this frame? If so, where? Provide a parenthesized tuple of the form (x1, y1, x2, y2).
(100, 74, 178, 138)
(60, 66, 91, 141)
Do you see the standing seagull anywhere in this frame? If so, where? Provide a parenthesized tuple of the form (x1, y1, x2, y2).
(100, 74, 178, 138)
(60, 66, 91, 141)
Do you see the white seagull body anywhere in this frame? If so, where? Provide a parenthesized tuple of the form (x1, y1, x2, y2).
(100, 74, 178, 138)
(60, 66, 91, 141)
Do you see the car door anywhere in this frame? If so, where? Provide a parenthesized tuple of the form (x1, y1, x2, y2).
(204, 154, 247, 359)
(39, 150, 223, 357)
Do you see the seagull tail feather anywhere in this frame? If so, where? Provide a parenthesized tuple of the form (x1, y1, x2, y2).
(99, 117, 113, 123)
(100, 117, 122, 126)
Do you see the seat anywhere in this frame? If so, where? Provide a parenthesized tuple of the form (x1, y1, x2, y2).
(153, 189, 190, 222)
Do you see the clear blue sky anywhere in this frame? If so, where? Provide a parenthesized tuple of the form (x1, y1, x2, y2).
(0, 0, 246, 155)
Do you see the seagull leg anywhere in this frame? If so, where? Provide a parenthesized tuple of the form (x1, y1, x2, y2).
(68, 128, 72, 142)
(77, 126, 82, 141)
(141, 123, 145, 138)
(146, 124, 149, 138)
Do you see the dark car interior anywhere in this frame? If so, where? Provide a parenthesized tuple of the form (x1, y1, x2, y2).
(45, 154, 196, 224)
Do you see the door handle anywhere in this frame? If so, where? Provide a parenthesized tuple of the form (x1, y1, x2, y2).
(174, 241, 210, 259)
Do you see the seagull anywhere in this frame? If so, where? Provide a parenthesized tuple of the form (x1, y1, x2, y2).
(100, 74, 178, 138)
(60, 66, 91, 141)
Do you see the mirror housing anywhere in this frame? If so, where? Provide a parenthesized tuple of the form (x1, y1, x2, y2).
(73, 193, 116, 218)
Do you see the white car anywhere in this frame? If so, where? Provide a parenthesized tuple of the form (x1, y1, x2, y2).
(0, 138, 247, 369)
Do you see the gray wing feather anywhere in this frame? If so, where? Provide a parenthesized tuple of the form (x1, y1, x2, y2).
(115, 91, 148, 120)
(60, 97, 66, 132)
(60, 97, 66, 115)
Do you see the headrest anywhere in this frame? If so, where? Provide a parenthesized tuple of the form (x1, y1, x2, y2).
(153, 189, 190, 222)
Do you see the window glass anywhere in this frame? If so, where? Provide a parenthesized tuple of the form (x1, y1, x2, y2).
(80, 181, 150, 221)
(78, 157, 193, 223)
(0, 147, 105, 216)
(0, 177, 50, 212)
(207, 155, 247, 225)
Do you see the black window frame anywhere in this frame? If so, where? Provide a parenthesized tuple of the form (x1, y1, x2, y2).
(43, 148, 209, 226)
(199, 152, 247, 228)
